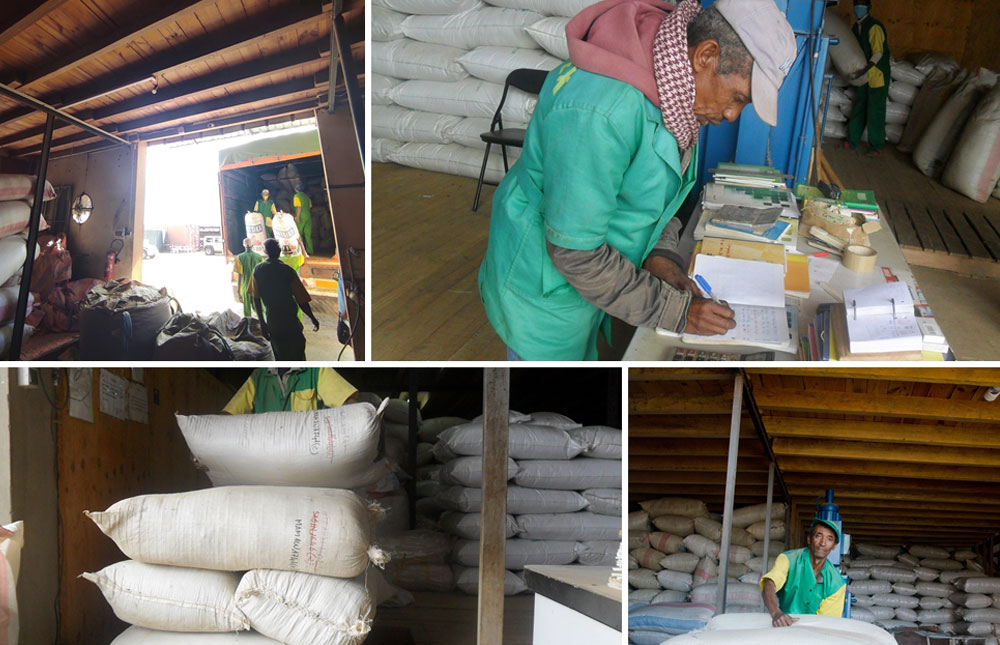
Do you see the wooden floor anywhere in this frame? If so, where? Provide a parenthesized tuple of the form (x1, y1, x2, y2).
(823, 141, 1000, 278)
(373, 591, 534, 645)
(372, 162, 504, 360)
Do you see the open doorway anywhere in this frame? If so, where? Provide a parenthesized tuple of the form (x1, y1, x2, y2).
(142, 120, 350, 360)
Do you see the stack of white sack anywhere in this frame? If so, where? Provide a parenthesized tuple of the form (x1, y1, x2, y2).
(627, 499, 788, 642)
(85, 486, 408, 645)
(88, 403, 411, 644)
(0, 174, 56, 356)
(846, 542, 997, 635)
(656, 613, 896, 645)
(372, 0, 597, 181)
(427, 409, 621, 596)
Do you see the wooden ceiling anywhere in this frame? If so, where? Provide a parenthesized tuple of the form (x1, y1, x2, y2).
(629, 368, 1000, 547)
(0, 0, 364, 159)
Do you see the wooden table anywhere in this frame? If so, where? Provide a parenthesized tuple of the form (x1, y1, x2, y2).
(523, 565, 621, 645)
(623, 204, 924, 361)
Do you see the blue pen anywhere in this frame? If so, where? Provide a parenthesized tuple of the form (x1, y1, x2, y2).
(694, 274, 722, 304)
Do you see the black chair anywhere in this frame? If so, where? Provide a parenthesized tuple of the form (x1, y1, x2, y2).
(472, 67, 550, 211)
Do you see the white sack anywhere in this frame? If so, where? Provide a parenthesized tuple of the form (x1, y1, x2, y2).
(890, 60, 927, 87)
(388, 141, 517, 184)
(514, 457, 620, 490)
(0, 236, 27, 288)
(111, 627, 279, 644)
(639, 498, 709, 519)
(914, 68, 998, 177)
(660, 613, 896, 644)
(656, 570, 693, 592)
(941, 83, 1000, 202)
(856, 544, 901, 559)
(525, 17, 570, 60)
(402, 7, 544, 49)
(440, 511, 517, 539)
(452, 538, 577, 569)
(458, 46, 559, 84)
(378, 529, 453, 564)
(889, 81, 919, 106)
(372, 105, 461, 144)
(453, 566, 527, 595)
(575, 540, 619, 566)
(959, 577, 1000, 594)
(378, 0, 479, 14)
(652, 515, 695, 536)
(175, 402, 386, 488)
(582, 488, 621, 516)
(439, 456, 519, 487)
(822, 11, 867, 80)
(373, 38, 469, 82)
(418, 416, 468, 442)
(371, 73, 402, 106)
(437, 422, 583, 459)
(515, 511, 620, 541)
(85, 487, 384, 578)
(438, 484, 586, 514)
(372, 7, 407, 42)
(629, 569, 660, 590)
(81, 561, 247, 632)
(0, 522, 21, 645)
(569, 426, 622, 459)
(731, 503, 786, 528)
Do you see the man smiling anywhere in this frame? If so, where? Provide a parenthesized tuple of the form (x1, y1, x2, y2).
(761, 518, 847, 627)
(478, 0, 797, 360)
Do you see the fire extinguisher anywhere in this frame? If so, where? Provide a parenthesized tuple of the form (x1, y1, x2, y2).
(105, 239, 124, 280)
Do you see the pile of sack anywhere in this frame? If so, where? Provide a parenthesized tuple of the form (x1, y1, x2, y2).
(0, 174, 57, 356)
(845, 542, 1000, 636)
(822, 11, 1000, 202)
(86, 402, 411, 644)
(627, 497, 787, 644)
(372, 0, 590, 180)
(409, 409, 622, 595)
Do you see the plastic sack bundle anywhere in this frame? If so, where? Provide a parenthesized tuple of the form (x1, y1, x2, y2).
(176, 401, 387, 488)
(660, 612, 896, 644)
(85, 486, 386, 578)
(629, 603, 715, 644)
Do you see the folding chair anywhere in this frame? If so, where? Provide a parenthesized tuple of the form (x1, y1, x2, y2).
(472, 68, 549, 211)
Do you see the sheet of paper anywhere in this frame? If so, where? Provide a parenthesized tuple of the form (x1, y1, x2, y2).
(718, 304, 790, 345)
(99, 369, 128, 421)
(848, 312, 922, 353)
(128, 382, 149, 424)
(68, 368, 94, 423)
(692, 254, 785, 308)
(844, 281, 913, 316)
(808, 254, 841, 291)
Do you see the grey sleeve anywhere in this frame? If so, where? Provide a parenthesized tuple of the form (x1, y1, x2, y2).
(644, 216, 686, 271)
(546, 240, 692, 332)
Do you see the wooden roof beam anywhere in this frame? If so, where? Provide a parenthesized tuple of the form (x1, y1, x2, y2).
(629, 368, 737, 382)
(5, 0, 222, 91)
(0, 0, 70, 49)
(628, 471, 771, 485)
(628, 455, 771, 472)
(746, 368, 1000, 387)
(778, 456, 1000, 483)
(629, 414, 756, 438)
(754, 388, 1000, 423)
(772, 437, 1000, 468)
(764, 416, 1000, 448)
(630, 391, 740, 415)
(0, 0, 331, 132)
(630, 437, 767, 458)
(88, 41, 334, 123)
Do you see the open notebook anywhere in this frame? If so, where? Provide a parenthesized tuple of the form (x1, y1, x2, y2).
(842, 282, 922, 354)
(674, 255, 792, 350)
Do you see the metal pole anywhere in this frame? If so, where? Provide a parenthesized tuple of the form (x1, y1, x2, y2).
(716, 372, 744, 615)
(407, 372, 418, 529)
(10, 113, 55, 360)
(331, 13, 363, 161)
(761, 462, 775, 576)
(0, 83, 129, 146)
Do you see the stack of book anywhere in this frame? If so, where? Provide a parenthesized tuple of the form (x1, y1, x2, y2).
(694, 237, 811, 299)
(697, 163, 800, 246)
(795, 184, 881, 222)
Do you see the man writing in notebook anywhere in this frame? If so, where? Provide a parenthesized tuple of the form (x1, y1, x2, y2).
(478, 0, 797, 360)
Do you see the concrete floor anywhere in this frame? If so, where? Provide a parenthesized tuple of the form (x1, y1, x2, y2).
(911, 266, 1000, 360)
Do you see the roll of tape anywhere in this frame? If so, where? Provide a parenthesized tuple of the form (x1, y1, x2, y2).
(843, 244, 877, 273)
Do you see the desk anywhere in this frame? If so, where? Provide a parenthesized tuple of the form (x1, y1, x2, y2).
(523, 565, 621, 645)
(623, 206, 918, 360)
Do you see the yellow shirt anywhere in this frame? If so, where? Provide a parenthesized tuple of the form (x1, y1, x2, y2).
(223, 368, 357, 414)
(867, 25, 887, 88)
(761, 551, 846, 617)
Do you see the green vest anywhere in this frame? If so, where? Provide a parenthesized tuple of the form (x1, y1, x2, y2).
(294, 191, 312, 221)
(478, 63, 698, 360)
(776, 548, 845, 615)
(853, 16, 890, 88)
(250, 369, 324, 412)
(236, 250, 262, 292)
(255, 197, 276, 236)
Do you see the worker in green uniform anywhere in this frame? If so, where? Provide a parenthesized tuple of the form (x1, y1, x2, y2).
(232, 238, 262, 317)
(223, 368, 358, 414)
(477, 0, 796, 360)
(253, 188, 278, 238)
(845, 0, 890, 156)
(293, 183, 313, 255)
(280, 242, 305, 322)
(249, 239, 320, 361)
(761, 518, 847, 626)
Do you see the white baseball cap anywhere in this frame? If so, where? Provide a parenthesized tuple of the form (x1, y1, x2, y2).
(713, 0, 797, 127)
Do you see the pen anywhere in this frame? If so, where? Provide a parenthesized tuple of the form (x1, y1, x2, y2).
(694, 274, 722, 305)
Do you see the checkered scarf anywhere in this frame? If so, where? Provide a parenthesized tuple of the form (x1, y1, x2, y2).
(652, 0, 701, 151)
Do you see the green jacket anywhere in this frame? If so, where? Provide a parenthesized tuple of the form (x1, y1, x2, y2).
(478, 62, 698, 360)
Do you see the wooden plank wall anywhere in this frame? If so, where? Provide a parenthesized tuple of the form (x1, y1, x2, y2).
(56, 368, 236, 645)
(828, 0, 1000, 70)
